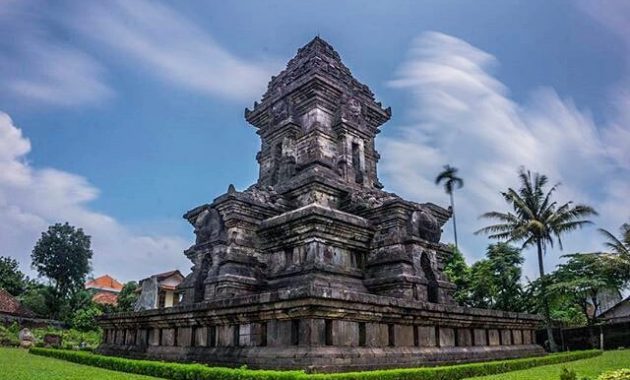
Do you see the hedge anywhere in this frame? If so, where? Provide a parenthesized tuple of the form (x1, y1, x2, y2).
(29, 347, 602, 380)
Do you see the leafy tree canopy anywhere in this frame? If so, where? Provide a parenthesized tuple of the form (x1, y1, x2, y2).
(444, 245, 470, 305)
(0, 256, 26, 296)
(549, 252, 626, 325)
(31, 222, 93, 302)
(116, 281, 139, 312)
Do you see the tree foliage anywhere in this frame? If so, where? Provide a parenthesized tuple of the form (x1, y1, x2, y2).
(71, 305, 103, 332)
(435, 165, 464, 248)
(549, 253, 626, 325)
(598, 223, 630, 256)
(443, 245, 470, 305)
(116, 281, 139, 312)
(31, 222, 93, 303)
(463, 243, 527, 311)
(435, 165, 464, 195)
(475, 168, 597, 352)
(0, 256, 26, 296)
(17, 282, 55, 317)
(445, 243, 527, 312)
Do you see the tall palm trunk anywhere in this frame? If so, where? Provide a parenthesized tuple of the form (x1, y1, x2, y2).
(537, 239, 559, 352)
(450, 191, 458, 249)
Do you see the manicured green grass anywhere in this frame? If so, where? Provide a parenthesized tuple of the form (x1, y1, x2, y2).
(468, 349, 630, 380)
(0, 347, 162, 380)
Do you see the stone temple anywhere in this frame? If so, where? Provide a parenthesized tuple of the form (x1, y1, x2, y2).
(98, 37, 544, 371)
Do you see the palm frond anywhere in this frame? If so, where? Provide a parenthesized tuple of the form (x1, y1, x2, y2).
(598, 228, 629, 255)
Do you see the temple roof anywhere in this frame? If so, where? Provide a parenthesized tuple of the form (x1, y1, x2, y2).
(246, 36, 390, 128)
(260, 36, 373, 101)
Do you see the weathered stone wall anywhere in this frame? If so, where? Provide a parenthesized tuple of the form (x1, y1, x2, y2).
(98, 37, 545, 370)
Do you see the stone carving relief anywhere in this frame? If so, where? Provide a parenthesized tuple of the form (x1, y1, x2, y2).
(340, 95, 364, 125)
(410, 207, 441, 243)
(193, 208, 225, 244)
(271, 99, 290, 123)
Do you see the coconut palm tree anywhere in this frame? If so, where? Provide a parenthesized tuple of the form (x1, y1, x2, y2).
(435, 165, 464, 249)
(598, 223, 630, 256)
(598, 223, 630, 281)
(475, 168, 597, 352)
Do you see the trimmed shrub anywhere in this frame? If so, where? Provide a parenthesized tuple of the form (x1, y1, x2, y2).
(29, 347, 602, 380)
(560, 367, 578, 380)
(597, 369, 630, 380)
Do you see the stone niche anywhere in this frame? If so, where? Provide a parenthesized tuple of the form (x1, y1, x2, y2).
(97, 37, 545, 371)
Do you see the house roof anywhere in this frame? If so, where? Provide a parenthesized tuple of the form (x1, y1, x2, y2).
(85, 275, 124, 292)
(139, 269, 184, 283)
(0, 288, 36, 317)
(92, 291, 119, 306)
(599, 295, 630, 319)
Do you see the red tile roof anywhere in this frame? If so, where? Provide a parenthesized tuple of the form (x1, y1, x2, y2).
(85, 275, 123, 292)
(0, 288, 35, 317)
(92, 291, 119, 306)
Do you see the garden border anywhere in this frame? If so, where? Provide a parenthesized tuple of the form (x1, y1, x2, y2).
(29, 347, 602, 380)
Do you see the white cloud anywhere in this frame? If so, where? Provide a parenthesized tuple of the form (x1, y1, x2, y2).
(381, 32, 630, 279)
(0, 112, 190, 282)
(73, 0, 278, 102)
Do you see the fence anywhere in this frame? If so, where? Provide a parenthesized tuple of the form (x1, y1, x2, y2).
(537, 321, 630, 351)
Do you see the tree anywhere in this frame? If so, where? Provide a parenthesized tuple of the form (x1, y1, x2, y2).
(435, 165, 464, 249)
(523, 278, 586, 327)
(466, 243, 526, 312)
(486, 243, 525, 311)
(116, 281, 139, 312)
(443, 245, 470, 305)
(598, 223, 630, 286)
(18, 282, 55, 317)
(0, 256, 26, 296)
(31, 223, 93, 312)
(598, 223, 630, 256)
(71, 305, 102, 332)
(549, 252, 625, 347)
(550, 253, 623, 326)
(475, 168, 597, 352)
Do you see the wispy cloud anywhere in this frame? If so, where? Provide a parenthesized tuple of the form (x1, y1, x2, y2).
(381, 32, 630, 278)
(0, 112, 190, 281)
(0, 1, 112, 107)
(6, 43, 113, 107)
(73, 0, 277, 101)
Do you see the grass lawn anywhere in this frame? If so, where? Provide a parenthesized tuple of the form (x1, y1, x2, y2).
(468, 349, 630, 380)
(0, 347, 162, 380)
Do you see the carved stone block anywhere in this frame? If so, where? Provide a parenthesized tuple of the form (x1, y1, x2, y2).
(501, 329, 512, 345)
(417, 326, 437, 347)
(439, 328, 455, 347)
(488, 329, 501, 346)
(473, 329, 487, 346)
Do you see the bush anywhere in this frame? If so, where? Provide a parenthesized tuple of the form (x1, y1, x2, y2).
(0, 324, 20, 347)
(561, 367, 578, 380)
(597, 369, 630, 380)
(29, 348, 602, 380)
(71, 306, 102, 332)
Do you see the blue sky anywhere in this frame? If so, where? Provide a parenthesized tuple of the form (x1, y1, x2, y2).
(0, 0, 628, 282)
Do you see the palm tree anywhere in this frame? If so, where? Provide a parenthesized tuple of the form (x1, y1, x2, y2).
(598, 223, 630, 256)
(598, 223, 630, 280)
(475, 168, 597, 352)
(435, 165, 464, 249)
